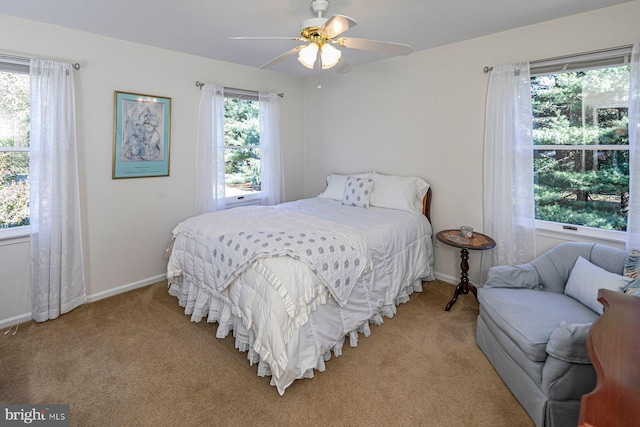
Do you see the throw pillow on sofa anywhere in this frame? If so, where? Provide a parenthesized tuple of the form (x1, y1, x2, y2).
(623, 248, 640, 279)
(622, 249, 640, 296)
(564, 256, 632, 314)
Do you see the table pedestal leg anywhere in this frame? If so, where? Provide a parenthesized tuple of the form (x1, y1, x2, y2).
(445, 248, 477, 311)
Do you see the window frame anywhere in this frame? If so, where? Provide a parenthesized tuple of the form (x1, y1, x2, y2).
(222, 88, 262, 206)
(530, 48, 632, 241)
(0, 57, 30, 241)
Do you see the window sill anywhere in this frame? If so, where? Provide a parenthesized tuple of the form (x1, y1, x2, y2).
(535, 220, 625, 245)
(225, 199, 262, 209)
(225, 193, 262, 208)
(0, 226, 30, 246)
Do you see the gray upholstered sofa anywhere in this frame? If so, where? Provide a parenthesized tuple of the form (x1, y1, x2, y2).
(476, 242, 629, 427)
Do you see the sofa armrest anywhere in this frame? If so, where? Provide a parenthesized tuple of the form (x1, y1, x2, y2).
(540, 322, 596, 400)
(542, 355, 597, 400)
(483, 264, 540, 289)
(545, 321, 592, 364)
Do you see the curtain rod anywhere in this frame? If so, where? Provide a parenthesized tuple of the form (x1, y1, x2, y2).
(482, 44, 634, 73)
(195, 81, 284, 97)
(0, 52, 80, 69)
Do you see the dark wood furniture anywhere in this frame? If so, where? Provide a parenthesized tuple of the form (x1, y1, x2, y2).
(436, 229, 495, 311)
(422, 187, 432, 222)
(578, 289, 640, 427)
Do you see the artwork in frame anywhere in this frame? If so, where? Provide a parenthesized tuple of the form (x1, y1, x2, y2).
(113, 91, 171, 179)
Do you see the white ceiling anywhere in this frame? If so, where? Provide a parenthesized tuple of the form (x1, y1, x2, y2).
(0, 0, 632, 77)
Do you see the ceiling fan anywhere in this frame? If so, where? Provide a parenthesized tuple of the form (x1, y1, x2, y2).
(231, 0, 413, 74)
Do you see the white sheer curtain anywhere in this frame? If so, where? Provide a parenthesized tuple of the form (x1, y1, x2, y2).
(29, 59, 86, 322)
(259, 92, 284, 205)
(481, 62, 537, 282)
(626, 43, 640, 250)
(194, 84, 226, 215)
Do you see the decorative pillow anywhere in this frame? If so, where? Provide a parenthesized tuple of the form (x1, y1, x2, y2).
(623, 249, 640, 279)
(341, 175, 373, 208)
(369, 172, 430, 214)
(623, 277, 640, 296)
(319, 172, 370, 201)
(564, 256, 632, 314)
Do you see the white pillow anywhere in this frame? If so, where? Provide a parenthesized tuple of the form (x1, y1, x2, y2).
(564, 256, 631, 314)
(370, 172, 430, 214)
(318, 172, 370, 201)
(341, 175, 374, 208)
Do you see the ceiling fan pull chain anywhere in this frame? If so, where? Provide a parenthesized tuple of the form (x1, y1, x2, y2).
(316, 44, 322, 88)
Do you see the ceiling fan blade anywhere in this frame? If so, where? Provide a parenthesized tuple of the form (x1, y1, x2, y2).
(230, 36, 305, 41)
(320, 14, 357, 39)
(260, 46, 305, 69)
(333, 57, 351, 74)
(336, 37, 413, 56)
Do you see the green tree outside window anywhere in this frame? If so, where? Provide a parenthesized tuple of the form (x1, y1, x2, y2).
(532, 66, 630, 231)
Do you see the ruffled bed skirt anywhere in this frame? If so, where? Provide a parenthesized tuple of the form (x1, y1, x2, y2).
(168, 273, 424, 391)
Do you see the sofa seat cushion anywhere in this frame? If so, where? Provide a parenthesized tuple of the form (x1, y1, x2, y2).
(478, 288, 599, 362)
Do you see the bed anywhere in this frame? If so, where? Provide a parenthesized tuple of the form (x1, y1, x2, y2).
(166, 172, 435, 394)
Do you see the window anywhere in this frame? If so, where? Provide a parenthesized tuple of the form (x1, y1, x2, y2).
(0, 58, 30, 236)
(224, 90, 261, 203)
(531, 51, 630, 236)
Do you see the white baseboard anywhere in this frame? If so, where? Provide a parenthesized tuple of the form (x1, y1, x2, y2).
(0, 313, 32, 331)
(433, 272, 458, 285)
(433, 272, 481, 288)
(0, 274, 166, 329)
(86, 274, 166, 304)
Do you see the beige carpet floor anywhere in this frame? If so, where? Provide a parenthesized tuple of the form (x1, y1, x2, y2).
(0, 280, 533, 426)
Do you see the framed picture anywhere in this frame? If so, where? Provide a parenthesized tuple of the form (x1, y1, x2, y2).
(113, 91, 171, 179)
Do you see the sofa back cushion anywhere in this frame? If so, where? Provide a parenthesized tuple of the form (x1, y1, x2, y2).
(530, 242, 628, 294)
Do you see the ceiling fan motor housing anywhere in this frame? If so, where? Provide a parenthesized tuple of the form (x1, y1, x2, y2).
(301, 0, 330, 38)
(300, 20, 327, 39)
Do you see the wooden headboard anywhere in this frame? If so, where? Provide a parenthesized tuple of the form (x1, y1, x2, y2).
(422, 187, 432, 223)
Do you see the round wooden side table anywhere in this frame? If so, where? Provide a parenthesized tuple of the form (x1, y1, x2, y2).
(436, 229, 496, 311)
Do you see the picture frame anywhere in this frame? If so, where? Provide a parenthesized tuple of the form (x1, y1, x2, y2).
(113, 91, 171, 179)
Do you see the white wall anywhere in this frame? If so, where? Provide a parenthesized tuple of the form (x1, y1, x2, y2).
(0, 14, 305, 326)
(301, 1, 640, 285)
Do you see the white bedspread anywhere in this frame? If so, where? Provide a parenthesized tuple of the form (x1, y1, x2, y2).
(167, 197, 434, 394)
(170, 206, 369, 307)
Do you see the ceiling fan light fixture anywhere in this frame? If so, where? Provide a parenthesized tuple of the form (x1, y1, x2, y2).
(320, 43, 341, 69)
(298, 43, 318, 69)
